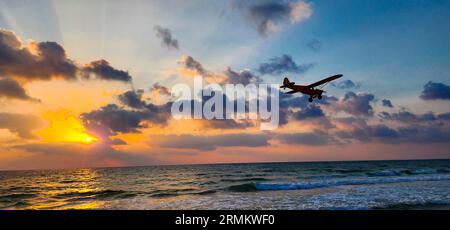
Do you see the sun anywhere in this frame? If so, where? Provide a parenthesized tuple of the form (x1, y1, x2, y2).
(84, 136, 95, 144)
(37, 110, 99, 144)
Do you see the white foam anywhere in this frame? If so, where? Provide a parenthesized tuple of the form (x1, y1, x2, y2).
(255, 173, 450, 191)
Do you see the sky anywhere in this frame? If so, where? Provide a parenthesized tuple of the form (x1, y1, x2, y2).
(0, 0, 450, 170)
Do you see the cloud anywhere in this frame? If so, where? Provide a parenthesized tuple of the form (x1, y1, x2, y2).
(278, 93, 332, 126)
(330, 91, 375, 116)
(306, 38, 322, 51)
(82, 104, 149, 135)
(0, 113, 44, 139)
(178, 54, 259, 85)
(258, 54, 314, 75)
(378, 110, 444, 123)
(334, 118, 401, 142)
(0, 29, 77, 80)
(277, 131, 337, 146)
(11, 142, 160, 169)
(223, 66, 259, 85)
(0, 78, 38, 101)
(81, 102, 172, 138)
(149, 133, 270, 150)
(110, 138, 127, 145)
(420, 81, 450, 100)
(202, 119, 254, 130)
(178, 55, 209, 76)
(381, 99, 394, 108)
(83, 89, 173, 140)
(150, 83, 171, 97)
(331, 80, 360, 89)
(118, 89, 147, 109)
(292, 103, 324, 120)
(154, 25, 179, 50)
(0, 29, 131, 83)
(369, 124, 399, 138)
(335, 114, 450, 144)
(236, 0, 312, 36)
(150, 83, 172, 104)
(82, 60, 132, 82)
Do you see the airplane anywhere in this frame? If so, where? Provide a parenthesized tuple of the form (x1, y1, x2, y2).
(280, 74, 343, 102)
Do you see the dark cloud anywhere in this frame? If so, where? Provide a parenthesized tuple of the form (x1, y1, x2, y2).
(437, 113, 450, 120)
(335, 114, 450, 144)
(234, 0, 312, 36)
(203, 119, 254, 130)
(330, 91, 375, 116)
(154, 25, 179, 50)
(0, 29, 77, 80)
(81, 101, 172, 138)
(110, 138, 127, 145)
(149, 133, 270, 151)
(381, 99, 394, 108)
(306, 38, 322, 52)
(333, 117, 372, 142)
(277, 131, 337, 146)
(278, 94, 333, 126)
(378, 111, 439, 123)
(118, 89, 147, 109)
(178, 54, 261, 85)
(331, 80, 360, 89)
(0, 29, 131, 83)
(83, 88, 174, 141)
(369, 124, 399, 138)
(223, 67, 259, 85)
(258, 54, 314, 75)
(150, 83, 171, 97)
(83, 60, 132, 82)
(335, 122, 400, 142)
(173, 90, 256, 130)
(292, 103, 324, 120)
(0, 78, 37, 101)
(420, 81, 450, 100)
(0, 113, 44, 139)
(82, 104, 149, 135)
(178, 55, 209, 76)
(334, 118, 402, 142)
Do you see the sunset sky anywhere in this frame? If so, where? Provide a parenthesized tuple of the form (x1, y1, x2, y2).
(1, 0, 450, 170)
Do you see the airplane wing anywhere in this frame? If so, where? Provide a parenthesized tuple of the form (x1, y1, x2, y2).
(307, 74, 343, 89)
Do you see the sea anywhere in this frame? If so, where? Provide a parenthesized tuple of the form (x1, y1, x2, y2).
(1, 159, 450, 210)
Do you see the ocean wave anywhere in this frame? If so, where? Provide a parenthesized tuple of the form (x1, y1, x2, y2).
(226, 183, 258, 192)
(254, 174, 450, 191)
(372, 200, 450, 210)
(53, 189, 136, 200)
(366, 168, 443, 177)
(220, 177, 270, 182)
(0, 193, 37, 201)
(150, 189, 217, 197)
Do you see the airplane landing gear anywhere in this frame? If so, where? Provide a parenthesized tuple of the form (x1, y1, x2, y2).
(308, 97, 313, 102)
(318, 95, 322, 100)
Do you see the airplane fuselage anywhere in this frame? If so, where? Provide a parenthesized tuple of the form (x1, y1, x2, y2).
(283, 85, 324, 96)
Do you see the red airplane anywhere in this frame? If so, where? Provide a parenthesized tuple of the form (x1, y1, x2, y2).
(280, 74, 343, 102)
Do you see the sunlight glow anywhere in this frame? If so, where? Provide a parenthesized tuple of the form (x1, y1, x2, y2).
(37, 110, 98, 144)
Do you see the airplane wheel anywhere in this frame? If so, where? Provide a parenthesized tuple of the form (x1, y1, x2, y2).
(308, 97, 313, 102)
(318, 95, 322, 100)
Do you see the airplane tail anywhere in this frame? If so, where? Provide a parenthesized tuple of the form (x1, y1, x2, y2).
(280, 77, 295, 88)
(283, 77, 290, 86)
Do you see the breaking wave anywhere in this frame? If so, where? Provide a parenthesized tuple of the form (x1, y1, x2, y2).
(255, 174, 450, 191)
